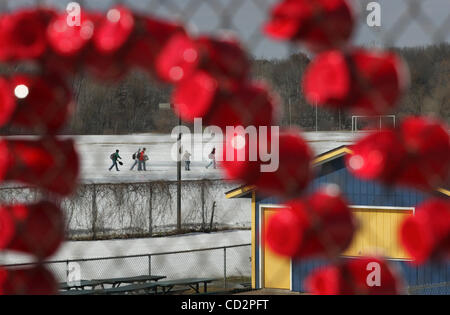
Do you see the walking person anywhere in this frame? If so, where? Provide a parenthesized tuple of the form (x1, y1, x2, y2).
(205, 147, 216, 169)
(130, 148, 141, 171)
(138, 148, 148, 171)
(182, 150, 191, 171)
(109, 149, 122, 171)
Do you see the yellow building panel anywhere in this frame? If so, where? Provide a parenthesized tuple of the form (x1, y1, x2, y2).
(343, 208, 413, 259)
(263, 209, 290, 289)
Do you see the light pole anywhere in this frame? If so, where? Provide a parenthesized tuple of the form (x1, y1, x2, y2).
(176, 114, 181, 231)
(315, 99, 318, 132)
(159, 103, 182, 232)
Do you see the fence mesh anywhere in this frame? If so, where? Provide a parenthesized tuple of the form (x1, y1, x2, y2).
(0, 0, 448, 295)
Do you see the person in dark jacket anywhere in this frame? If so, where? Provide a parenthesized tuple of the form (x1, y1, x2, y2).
(130, 148, 141, 171)
(109, 149, 122, 171)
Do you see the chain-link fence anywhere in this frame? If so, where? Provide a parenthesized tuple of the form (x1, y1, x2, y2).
(0, 179, 250, 239)
(0, 244, 251, 293)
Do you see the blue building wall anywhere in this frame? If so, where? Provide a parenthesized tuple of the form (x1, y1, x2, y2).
(255, 156, 449, 294)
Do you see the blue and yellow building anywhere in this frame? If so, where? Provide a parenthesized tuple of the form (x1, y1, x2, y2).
(226, 145, 449, 294)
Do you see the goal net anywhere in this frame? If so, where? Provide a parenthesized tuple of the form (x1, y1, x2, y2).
(351, 115, 396, 132)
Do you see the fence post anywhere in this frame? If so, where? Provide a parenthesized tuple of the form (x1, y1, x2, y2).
(66, 260, 69, 283)
(209, 201, 216, 232)
(149, 184, 153, 237)
(148, 255, 152, 276)
(224, 247, 227, 289)
(201, 181, 205, 231)
(91, 184, 97, 239)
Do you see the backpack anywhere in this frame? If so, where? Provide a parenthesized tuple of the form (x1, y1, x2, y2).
(110, 153, 115, 160)
(132, 153, 136, 160)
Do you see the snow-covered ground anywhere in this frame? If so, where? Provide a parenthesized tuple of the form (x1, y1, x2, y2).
(72, 131, 359, 184)
(3, 131, 359, 184)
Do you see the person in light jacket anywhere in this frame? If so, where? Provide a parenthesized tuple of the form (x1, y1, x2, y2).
(205, 148, 216, 169)
(130, 148, 141, 171)
(182, 150, 192, 171)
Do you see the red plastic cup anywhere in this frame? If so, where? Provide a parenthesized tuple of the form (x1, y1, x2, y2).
(303, 49, 409, 116)
(264, 0, 355, 52)
(253, 131, 313, 198)
(93, 6, 135, 55)
(347, 117, 449, 191)
(47, 10, 96, 57)
(346, 129, 406, 182)
(172, 70, 220, 122)
(127, 16, 186, 78)
(0, 9, 55, 61)
(0, 137, 79, 196)
(206, 81, 279, 130)
(221, 128, 268, 183)
(400, 199, 450, 264)
(305, 257, 404, 295)
(397, 117, 450, 190)
(0, 201, 64, 259)
(265, 185, 355, 258)
(156, 35, 250, 84)
(0, 266, 58, 295)
(0, 77, 16, 127)
(83, 7, 136, 81)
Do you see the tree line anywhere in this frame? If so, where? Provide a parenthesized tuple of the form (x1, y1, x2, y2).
(1, 43, 448, 135)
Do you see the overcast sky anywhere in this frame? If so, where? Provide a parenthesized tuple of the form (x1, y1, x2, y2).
(3, 0, 450, 58)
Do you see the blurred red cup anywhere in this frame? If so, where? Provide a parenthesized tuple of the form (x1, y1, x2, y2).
(0, 266, 58, 295)
(172, 71, 278, 128)
(400, 199, 450, 264)
(206, 82, 280, 130)
(253, 131, 312, 198)
(221, 130, 312, 199)
(172, 72, 278, 126)
(305, 257, 404, 295)
(0, 201, 64, 259)
(346, 129, 406, 182)
(0, 77, 15, 127)
(221, 128, 269, 183)
(0, 74, 73, 133)
(265, 185, 355, 258)
(264, 0, 355, 52)
(0, 9, 55, 62)
(93, 6, 135, 55)
(397, 117, 450, 190)
(84, 7, 136, 81)
(303, 49, 409, 116)
(347, 117, 449, 191)
(0, 137, 79, 196)
(157, 35, 250, 84)
(127, 16, 186, 77)
(47, 10, 96, 58)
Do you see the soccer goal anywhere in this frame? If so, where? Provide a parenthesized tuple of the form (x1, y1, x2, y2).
(351, 115, 396, 132)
